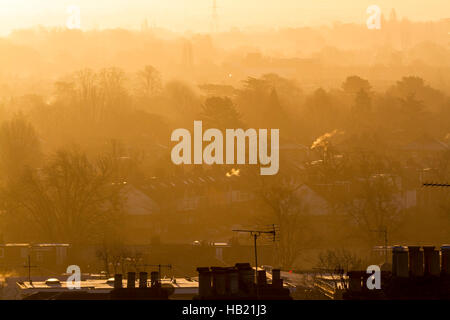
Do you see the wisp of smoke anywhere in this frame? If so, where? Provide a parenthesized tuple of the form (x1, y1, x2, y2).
(226, 168, 240, 177)
(311, 130, 344, 150)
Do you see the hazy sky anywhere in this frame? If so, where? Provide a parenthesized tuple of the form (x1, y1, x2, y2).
(0, 0, 449, 35)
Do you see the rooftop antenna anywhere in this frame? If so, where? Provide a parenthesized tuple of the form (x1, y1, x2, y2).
(138, 263, 172, 282)
(423, 182, 450, 187)
(24, 254, 38, 285)
(211, 0, 219, 33)
(232, 225, 277, 283)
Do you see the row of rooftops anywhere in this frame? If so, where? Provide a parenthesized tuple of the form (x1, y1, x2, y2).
(0, 243, 69, 247)
(12, 266, 295, 300)
(142, 169, 261, 191)
(16, 276, 199, 292)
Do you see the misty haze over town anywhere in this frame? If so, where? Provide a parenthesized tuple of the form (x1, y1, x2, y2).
(0, 0, 449, 302)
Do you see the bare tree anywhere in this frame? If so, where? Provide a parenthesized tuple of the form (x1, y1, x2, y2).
(0, 113, 41, 183)
(0, 147, 124, 244)
(137, 65, 162, 98)
(98, 67, 129, 117)
(345, 173, 403, 248)
(317, 249, 366, 273)
(73, 68, 100, 120)
(70, 68, 129, 122)
(260, 177, 314, 269)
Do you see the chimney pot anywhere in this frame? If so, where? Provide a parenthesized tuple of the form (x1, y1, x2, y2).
(235, 263, 254, 294)
(196, 267, 212, 297)
(127, 272, 136, 288)
(347, 271, 363, 292)
(150, 271, 160, 288)
(114, 274, 123, 289)
(211, 267, 227, 295)
(257, 270, 267, 286)
(408, 246, 424, 277)
(139, 272, 148, 288)
(227, 269, 239, 295)
(271, 269, 283, 289)
(392, 246, 409, 277)
(441, 245, 450, 276)
(423, 246, 440, 276)
(272, 269, 281, 281)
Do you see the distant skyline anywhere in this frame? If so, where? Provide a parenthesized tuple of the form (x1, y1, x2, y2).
(0, 0, 449, 35)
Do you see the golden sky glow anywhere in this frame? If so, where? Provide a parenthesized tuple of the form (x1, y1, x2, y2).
(0, 0, 449, 35)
